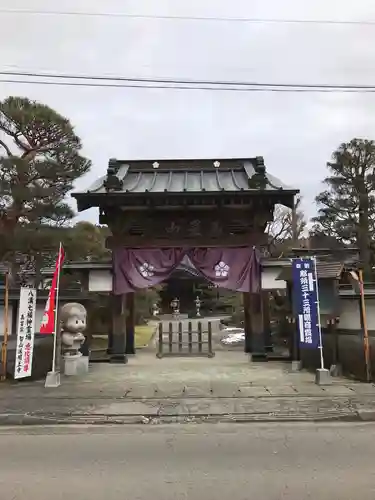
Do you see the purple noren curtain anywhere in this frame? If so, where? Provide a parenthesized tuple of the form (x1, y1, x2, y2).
(187, 247, 261, 293)
(113, 248, 185, 295)
(112, 246, 261, 295)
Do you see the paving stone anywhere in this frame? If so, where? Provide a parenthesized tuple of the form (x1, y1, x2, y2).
(158, 399, 216, 416)
(265, 385, 298, 396)
(357, 409, 375, 421)
(320, 386, 355, 396)
(4, 350, 375, 424)
(210, 381, 239, 397)
(291, 384, 326, 395)
(127, 385, 157, 399)
(183, 383, 212, 397)
(236, 386, 270, 397)
(153, 382, 185, 398)
(346, 384, 375, 395)
(91, 402, 158, 415)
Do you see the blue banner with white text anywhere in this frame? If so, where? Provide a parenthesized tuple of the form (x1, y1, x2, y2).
(292, 258, 320, 349)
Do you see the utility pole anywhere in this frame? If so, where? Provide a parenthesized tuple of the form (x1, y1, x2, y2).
(291, 200, 298, 246)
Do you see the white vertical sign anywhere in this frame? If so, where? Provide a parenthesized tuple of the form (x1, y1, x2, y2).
(14, 287, 37, 379)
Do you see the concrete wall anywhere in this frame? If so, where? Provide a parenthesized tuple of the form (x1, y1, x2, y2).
(89, 270, 112, 292)
(87, 267, 288, 293)
(300, 332, 372, 381)
(339, 297, 375, 331)
(0, 304, 45, 336)
(261, 267, 286, 291)
(0, 302, 53, 380)
(0, 303, 13, 336)
(300, 295, 375, 381)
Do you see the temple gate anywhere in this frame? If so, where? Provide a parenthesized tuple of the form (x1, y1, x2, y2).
(73, 157, 298, 363)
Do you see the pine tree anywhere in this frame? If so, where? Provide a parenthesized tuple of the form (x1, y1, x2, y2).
(0, 96, 91, 277)
(311, 138, 375, 277)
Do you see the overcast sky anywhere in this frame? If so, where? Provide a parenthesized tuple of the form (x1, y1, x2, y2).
(1, 0, 375, 222)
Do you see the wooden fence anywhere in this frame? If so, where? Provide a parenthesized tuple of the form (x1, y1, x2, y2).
(156, 321, 215, 358)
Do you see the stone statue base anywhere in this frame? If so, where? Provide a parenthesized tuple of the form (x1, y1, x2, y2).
(315, 368, 331, 385)
(62, 353, 82, 376)
(45, 371, 61, 388)
(77, 356, 89, 374)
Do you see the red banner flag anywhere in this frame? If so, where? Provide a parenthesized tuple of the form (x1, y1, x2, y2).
(40, 245, 65, 334)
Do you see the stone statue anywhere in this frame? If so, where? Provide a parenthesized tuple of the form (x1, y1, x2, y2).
(170, 297, 180, 319)
(194, 296, 202, 317)
(152, 303, 160, 317)
(60, 303, 87, 376)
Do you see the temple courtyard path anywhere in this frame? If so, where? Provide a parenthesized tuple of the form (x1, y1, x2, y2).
(1, 422, 375, 499)
(2, 352, 375, 424)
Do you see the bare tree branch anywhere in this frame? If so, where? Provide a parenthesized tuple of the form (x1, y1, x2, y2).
(266, 197, 306, 256)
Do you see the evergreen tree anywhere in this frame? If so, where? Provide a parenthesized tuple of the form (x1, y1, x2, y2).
(0, 96, 91, 276)
(311, 138, 375, 276)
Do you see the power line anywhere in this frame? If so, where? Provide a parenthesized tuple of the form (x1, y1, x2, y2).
(0, 8, 374, 26)
(0, 70, 375, 90)
(1, 78, 375, 92)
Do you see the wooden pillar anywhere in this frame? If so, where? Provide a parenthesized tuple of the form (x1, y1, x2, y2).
(125, 292, 135, 355)
(249, 291, 267, 361)
(330, 319, 339, 366)
(11, 300, 18, 335)
(107, 294, 113, 355)
(243, 292, 252, 353)
(107, 321, 113, 355)
(80, 300, 92, 357)
(287, 283, 300, 362)
(110, 293, 128, 364)
(290, 318, 300, 361)
(243, 291, 267, 359)
(262, 291, 272, 352)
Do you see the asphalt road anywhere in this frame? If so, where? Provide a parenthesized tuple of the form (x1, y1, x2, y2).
(1, 423, 375, 500)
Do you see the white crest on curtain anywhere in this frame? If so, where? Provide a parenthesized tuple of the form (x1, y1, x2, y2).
(214, 261, 230, 278)
(139, 262, 155, 278)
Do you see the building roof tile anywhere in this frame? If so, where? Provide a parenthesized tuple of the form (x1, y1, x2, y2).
(74, 158, 298, 196)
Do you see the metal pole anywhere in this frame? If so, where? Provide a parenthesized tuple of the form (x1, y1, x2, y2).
(1, 272, 9, 381)
(312, 257, 324, 370)
(51, 243, 62, 373)
(291, 201, 298, 245)
(359, 269, 371, 382)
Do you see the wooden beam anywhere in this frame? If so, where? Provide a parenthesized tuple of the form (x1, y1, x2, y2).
(262, 291, 272, 352)
(243, 292, 252, 353)
(110, 294, 128, 364)
(125, 292, 135, 355)
(248, 291, 267, 361)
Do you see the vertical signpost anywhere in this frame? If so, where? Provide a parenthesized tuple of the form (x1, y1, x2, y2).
(14, 287, 37, 380)
(1, 271, 10, 381)
(292, 257, 330, 385)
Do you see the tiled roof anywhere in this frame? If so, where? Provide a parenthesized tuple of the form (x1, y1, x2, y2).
(75, 158, 298, 196)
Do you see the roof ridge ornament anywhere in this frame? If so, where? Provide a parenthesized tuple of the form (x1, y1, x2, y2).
(104, 158, 123, 192)
(152, 161, 160, 169)
(247, 156, 267, 190)
(254, 156, 283, 191)
(213, 160, 220, 168)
